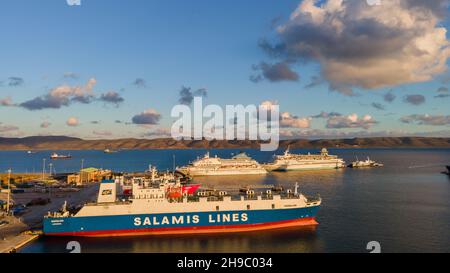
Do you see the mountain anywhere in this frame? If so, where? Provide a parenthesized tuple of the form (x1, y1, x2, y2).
(0, 136, 449, 150)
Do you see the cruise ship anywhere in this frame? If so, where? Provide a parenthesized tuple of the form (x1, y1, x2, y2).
(177, 152, 267, 176)
(43, 178, 321, 237)
(263, 147, 346, 171)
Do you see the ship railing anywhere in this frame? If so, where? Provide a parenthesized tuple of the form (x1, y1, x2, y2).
(280, 195, 301, 200)
(242, 196, 259, 201)
(305, 195, 321, 205)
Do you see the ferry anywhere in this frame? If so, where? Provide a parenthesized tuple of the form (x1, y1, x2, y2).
(348, 157, 383, 168)
(50, 153, 72, 159)
(177, 152, 267, 176)
(43, 178, 321, 237)
(263, 147, 346, 171)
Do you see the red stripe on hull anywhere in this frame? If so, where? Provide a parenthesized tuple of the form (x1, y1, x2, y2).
(46, 217, 318, 237)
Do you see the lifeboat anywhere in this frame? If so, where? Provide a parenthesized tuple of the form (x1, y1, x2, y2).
(181, 184, 200, 194)
(166, 187, 183, 199)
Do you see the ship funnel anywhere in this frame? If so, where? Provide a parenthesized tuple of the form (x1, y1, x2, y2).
(97, 179, 117, 203)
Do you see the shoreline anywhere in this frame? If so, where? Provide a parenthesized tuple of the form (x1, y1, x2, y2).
(0, 232, 41, 253)
(1, 136, 449, 151)
(1, 146, 450, 152)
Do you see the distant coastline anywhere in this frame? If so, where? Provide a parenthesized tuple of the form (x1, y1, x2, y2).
(0, 136, 449, 151)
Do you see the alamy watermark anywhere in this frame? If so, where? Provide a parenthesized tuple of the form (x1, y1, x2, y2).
(66, 241, 81, 253)
(366, 241, 381, 253)
(171, 97, 279, 151)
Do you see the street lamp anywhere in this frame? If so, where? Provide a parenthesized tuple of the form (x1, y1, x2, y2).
(42, 158, 46, 180)
(6, 169, 11, 215)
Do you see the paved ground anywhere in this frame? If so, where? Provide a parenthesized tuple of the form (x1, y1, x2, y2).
(0, 215, 38, 253)
(0, 183, 99, 252)
(21, 184, 100, 228)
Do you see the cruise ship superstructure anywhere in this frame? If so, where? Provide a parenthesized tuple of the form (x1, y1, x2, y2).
(264, 147, 346, 171)
(177, 152, 267, 176)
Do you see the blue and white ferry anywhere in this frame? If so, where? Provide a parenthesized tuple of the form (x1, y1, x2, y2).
(44, 177, 321, 237)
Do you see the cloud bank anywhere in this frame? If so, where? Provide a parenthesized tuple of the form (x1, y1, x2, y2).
(400, 114, 450, 125)
(132, 109, 161, 125)
(20, 78, 96, 110)
(260, 0, 450, 94)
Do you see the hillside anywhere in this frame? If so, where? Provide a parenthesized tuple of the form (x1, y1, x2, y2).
(0, 136, 449, 150)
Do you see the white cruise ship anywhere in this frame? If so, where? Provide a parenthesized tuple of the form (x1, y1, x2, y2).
(263, 147, 346, 171)
(177, 152, 267, 176)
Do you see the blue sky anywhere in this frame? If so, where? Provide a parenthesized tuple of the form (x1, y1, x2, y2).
(0, 0, 449, 139)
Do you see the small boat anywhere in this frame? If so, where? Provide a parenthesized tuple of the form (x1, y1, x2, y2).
(348, 157, 383, 168)
(104, 148, 118, 153)
(444, 165, 450, 176)
(50, 152, 72, 159)
(27, 150, 35, 154)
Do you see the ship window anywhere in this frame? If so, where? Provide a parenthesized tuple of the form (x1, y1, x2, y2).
(272, 204, 275, 209)
(247, 205, 250, 210)
(216, 206, 220, 211)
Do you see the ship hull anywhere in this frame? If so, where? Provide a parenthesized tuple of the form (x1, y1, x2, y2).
(267, 163, 344, 171)
(179, 169, 267, 176)
(44, 206, 319, 237)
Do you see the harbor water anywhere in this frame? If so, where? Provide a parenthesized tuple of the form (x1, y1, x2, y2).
(1, 148, 449, 253)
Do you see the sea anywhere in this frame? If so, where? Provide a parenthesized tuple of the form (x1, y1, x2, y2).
(1, 148, 448, 253)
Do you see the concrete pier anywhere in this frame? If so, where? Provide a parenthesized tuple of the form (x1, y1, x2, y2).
(0, 215, 39, 253)
(0, 183, 100, 252)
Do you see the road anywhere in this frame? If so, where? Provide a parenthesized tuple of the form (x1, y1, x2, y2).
(0, 183, 99, 252)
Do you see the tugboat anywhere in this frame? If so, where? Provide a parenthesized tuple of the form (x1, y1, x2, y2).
(50, 152, 72, 159)
(348, 157, 383, 168)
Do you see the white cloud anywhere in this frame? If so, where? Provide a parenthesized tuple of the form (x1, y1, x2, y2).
(326, 113, 377, 129)
(66, 117, 79, 127)
(21, 78, 97, 110)
(280, 112, 311, 128)
(0, 97, 14, 106)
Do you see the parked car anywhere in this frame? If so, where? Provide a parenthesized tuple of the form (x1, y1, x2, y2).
(27, 198, 51, 207)
(11, 205, 27, 215)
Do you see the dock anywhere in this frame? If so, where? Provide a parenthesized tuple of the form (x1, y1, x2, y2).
(0, 182, 100, 253)
(0, 215, 41, 253)
(0, 233, 40, 253)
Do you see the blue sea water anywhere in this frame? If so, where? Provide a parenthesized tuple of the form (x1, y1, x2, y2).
(2, 148, 449, 253)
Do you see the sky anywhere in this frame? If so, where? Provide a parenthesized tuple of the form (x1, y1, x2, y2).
(0, 0, 450, 140)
